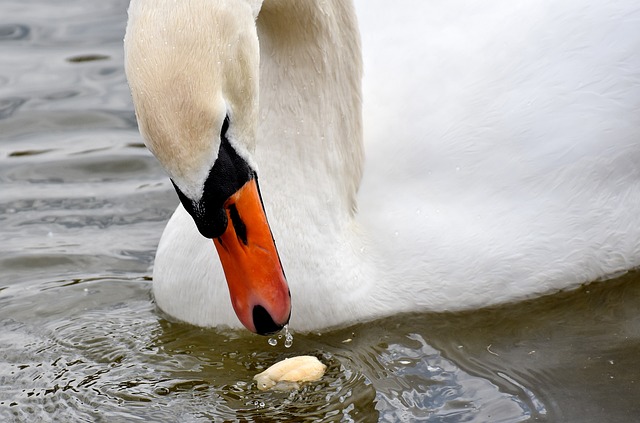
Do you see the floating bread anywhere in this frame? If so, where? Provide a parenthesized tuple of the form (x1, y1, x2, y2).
(254, 355, 326, 391)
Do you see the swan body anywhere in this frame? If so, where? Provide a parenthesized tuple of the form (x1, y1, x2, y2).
(125, 0, 640, 332)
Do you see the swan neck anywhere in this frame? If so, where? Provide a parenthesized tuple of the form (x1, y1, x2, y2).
(256, 0, 364, 214)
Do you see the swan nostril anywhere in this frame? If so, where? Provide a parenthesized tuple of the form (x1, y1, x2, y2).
(228, 203, 248, 245)
(253, 305, 285, 335)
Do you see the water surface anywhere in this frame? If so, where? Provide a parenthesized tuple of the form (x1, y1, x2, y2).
(1, 1, 639, 421)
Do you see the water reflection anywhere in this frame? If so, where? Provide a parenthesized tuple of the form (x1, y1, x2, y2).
(0, 276, 532, 422)
(306, 321, 537, 422)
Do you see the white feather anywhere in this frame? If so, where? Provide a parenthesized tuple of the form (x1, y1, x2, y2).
(126, 0, 640, 331)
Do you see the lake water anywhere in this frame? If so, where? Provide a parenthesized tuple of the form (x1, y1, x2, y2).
(1, 1, 640, 421)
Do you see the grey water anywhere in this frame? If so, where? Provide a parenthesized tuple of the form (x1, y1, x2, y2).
(1, 1, 640, 421)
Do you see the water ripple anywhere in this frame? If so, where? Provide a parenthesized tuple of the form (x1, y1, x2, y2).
(0, 23, 30, 41)
(0, 97, 26, 119)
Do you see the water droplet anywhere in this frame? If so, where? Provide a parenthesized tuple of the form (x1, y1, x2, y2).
(284, 324, 294, 348)
(268, 338, 277, 347)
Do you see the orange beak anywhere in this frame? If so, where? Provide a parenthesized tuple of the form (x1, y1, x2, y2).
(213, 178, 291, 334)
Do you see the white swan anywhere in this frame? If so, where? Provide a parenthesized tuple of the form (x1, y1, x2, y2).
(124, 0, 640, 334)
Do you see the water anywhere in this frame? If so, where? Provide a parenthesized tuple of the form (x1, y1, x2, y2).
(1, 1, 640, 421)
(269, 325, 294, 348)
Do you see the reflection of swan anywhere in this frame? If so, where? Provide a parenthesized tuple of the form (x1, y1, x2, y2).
(124, 0, 640, 334)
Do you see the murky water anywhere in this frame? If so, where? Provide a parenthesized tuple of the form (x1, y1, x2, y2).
(1, 1, 640, 421)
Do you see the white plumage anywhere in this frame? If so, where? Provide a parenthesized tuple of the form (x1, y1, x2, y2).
(125, 0, 640, 332)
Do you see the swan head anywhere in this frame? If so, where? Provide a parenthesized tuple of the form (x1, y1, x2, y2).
(124, 0, 290, 335)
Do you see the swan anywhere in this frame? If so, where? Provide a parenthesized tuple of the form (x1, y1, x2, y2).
(124, 0, 640, 334)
